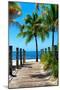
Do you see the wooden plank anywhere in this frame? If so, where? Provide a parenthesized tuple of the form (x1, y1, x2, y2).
(16, 48, 19, 69)
(23, 49, 26, 64)
(20, 48, 22, 67)
(9, 46, 12, 75)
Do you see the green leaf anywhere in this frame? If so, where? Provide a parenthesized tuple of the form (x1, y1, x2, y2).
(26, 34, 33, 44)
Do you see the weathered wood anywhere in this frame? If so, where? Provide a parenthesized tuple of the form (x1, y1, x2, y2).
(40, 49, 44, 58)
(16, 48, 19, 69)
(9, 46, 12, 75)
(45, 48, 47, 53)
(54, 45, 58, 60)
(20, 48, 22, 67)
(54, 45, 57, 51)
(48, 47, 50, 52)
(23, 49, 26, 64)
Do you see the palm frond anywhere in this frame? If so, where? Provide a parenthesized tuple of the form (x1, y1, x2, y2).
(25, 25, 32, 31)
(17, 32, 27, 38)
(32, 12, 38, 21)
(17, 33, 22, 38)
(9, 20, 21, 29)
(24, 14, 32, 24)
(26, 34, 33, 44)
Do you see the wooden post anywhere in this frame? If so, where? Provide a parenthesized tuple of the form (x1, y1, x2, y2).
(45, 48, 47, 53)
(20, 48, 22, 67)
(54, 45, 58, 60)
(40, 49, 44, 58)
(54, 45, 57, 51)
(23, 49, 26, 64)
(16, 48, 19, 69)
(9, 46, 12, 75)
(48, 47, 50, 52)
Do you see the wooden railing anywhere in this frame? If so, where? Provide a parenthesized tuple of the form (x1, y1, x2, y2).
(9, 46, 26, 76)
(40, 45, 58, 60)
(9, 45, 58, 76)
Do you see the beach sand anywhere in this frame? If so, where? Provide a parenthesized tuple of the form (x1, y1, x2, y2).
(9, 59, 58, 88)
(12, 59, 40, 66)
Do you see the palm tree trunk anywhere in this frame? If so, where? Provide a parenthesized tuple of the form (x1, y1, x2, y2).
(34, 35, 38, 62)
(52, 27, 55, 51)
(52, 27, 56, 62)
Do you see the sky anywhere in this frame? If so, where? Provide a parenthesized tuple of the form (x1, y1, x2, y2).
(9, 2, 58, 51)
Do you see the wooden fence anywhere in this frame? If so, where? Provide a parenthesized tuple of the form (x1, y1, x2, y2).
(9, 45, 58, 76)
(9, 46, 26, 76)
(40, 45, 58, 60)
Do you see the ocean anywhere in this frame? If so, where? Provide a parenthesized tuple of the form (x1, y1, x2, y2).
(12, 51, 41, 60)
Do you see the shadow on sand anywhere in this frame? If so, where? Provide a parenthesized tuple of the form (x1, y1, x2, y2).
(30, 72, 51, 79)
(22, 64, 32, 68)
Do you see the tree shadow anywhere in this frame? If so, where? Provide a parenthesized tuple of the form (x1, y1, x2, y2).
(30, 72, 51, 79)
(22, 64, 32, 68)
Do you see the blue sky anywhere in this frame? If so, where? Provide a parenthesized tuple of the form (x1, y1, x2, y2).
(9, 2, 58, 51)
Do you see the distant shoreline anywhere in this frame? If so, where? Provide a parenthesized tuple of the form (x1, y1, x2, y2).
(12, 51, 41, 60)
(12, 59, 40, 66)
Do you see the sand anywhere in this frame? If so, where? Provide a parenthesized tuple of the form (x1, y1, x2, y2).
(12, 59, 40, 66)
(9, 59, 58, 88)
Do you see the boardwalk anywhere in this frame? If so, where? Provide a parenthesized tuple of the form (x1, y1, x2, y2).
(9, 62, 58, 88)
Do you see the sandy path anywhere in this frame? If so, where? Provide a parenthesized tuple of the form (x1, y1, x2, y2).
(9, 62, 58, 88)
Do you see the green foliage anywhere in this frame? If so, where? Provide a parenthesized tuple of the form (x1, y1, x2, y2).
(40, 53, 48, 64)
(40, 4, 58, 31)
(51, 60, 58, 78)
(9, 2, 22, 23)
(9, 2, 21, 11)
(41, 51, 58, 78)
(17, 12, 49, 44)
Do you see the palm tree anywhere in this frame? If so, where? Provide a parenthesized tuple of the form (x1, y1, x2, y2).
(40, 4, 58, 50)
(17, 12, 49, 62)
(9, 2, 22, 23)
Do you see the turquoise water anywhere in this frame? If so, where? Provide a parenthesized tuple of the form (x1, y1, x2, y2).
(12, 51, 41, 60)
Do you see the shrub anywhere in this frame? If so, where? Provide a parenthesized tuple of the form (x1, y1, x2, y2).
(40, 53, 48, 64)
(40, 51, 58, 78)
(51, 62, 58, 78)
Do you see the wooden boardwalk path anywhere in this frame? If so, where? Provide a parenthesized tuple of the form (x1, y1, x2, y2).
(9, 62, 58, 88)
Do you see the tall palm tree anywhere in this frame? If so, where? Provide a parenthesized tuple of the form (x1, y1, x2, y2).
(40, 4, 58, 50)
(17, 12, 49, 62)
